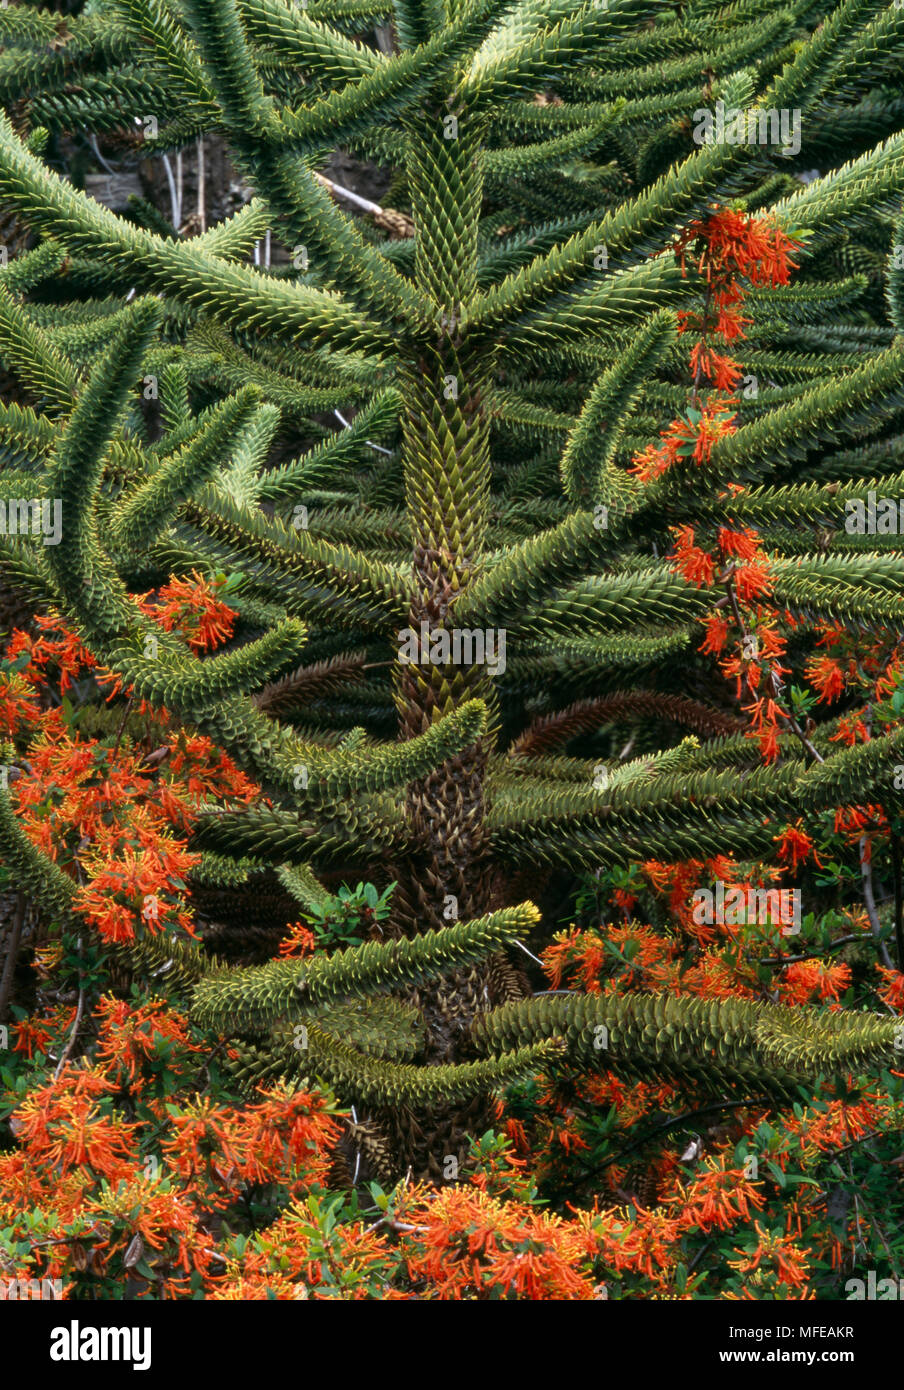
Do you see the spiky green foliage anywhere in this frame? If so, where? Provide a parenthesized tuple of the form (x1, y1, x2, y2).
(191, 904, 543, 1031)
(471, 992, 904, 1098)
(2, 0, 904, 1173)
(0, 781, 77, 920)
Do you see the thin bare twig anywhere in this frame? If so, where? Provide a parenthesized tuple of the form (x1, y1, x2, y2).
(0, 890, 25, 1023)
(755, 933, 867, 966)
(573, 1096, 771, 1184)
(175, 149, 183, 231)
(512, 938, 545, 969)
(856, 706, 893, 967)
(160, 153, 180, 232)
(109, 694, 135, 764)
(890, 832, 904, 971)
(312, 170, 414, 238)
(859, 834, 894, 968)
(53, 936, 86, 1080)
(196, 137, 206, 235)
(824, 1125, 904, 1164)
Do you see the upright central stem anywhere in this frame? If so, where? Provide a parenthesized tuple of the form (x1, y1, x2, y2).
(388, 97, 514, 1008)
(394, 102, 496, 950)
(375, 101, 525, 1179)
(401, 102, 490, 626)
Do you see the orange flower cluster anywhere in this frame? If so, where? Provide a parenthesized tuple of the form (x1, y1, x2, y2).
(2, 607, 257, 943)
(672, 524, 792, 759)
(213, 1202, 403, 1300)
(161, 1086, 341, 1198)
(94, 997, 202, 1090)
(727, 1223, 812, 1294)
(774, 822, 821, 872)
(11, 1065, 138, 1180)
(579, 1158, 766, 1294)
(630, 398, 738, 483)
(629, 208, 818, 761)
(0, 996, 343, 1298)
(876, 965, 904, 1012)
(277, 921, 318, 958)
(777, 958, 852, 1006)
(7, 613, 98, 692)
(781, 1092, 888, 1155)
(675, 207, 800, 412)
(135, 571, 237, 654)
(399, 1185, 598, 1299)
(631, 209, 800, 486)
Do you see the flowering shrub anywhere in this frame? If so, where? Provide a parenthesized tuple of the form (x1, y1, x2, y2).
(2, 583, 256, 946)
(3, 206, 904, 1303)
(2, 0, 904, 1307)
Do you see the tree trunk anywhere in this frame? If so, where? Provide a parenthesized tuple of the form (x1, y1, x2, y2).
(373, 103, 522, 1180)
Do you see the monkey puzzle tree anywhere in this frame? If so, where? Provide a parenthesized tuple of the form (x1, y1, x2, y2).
(1, 0, 904, 1179)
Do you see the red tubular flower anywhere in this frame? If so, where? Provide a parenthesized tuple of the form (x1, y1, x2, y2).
(732, 559, 772, 604)
(136, 571, 237, 653)
(876, 966, 904, 1013)
(717, 526, 760, 561)
(700, 613, 730, 654)
(277, 922, 318, 958)
(805, 655, 846, 704)
(670, 526, 716, 586)
(774, 822, 822, 872)
(778, 959, 852, 1005)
